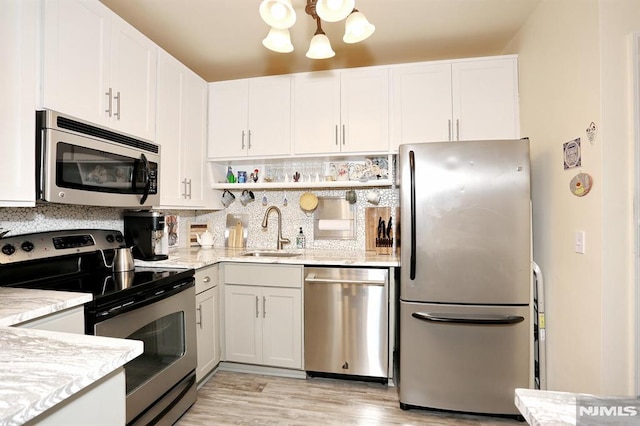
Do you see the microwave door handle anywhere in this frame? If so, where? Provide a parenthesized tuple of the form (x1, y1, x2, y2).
(133, 153, 151, 205)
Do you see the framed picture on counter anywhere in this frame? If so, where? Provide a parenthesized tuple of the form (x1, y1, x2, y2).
(189, 222, 209, 247)
(166, 215, 179, 248)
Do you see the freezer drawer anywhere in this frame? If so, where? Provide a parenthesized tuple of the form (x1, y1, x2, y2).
(399, 301, 530, 415)
(304, 267, 388, 378)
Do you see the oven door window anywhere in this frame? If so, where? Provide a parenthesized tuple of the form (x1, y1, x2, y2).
(56, 142, 157, 195)
(124, 311, 186, 394)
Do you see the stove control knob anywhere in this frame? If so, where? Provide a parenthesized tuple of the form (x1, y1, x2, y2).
(115, 234, 124, 243)
(21, 241, 34, 252)
(106, 234, 115, 243)
(1, 244, 16, 256)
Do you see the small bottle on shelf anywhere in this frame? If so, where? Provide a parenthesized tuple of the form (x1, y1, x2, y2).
(296, 227, 306, 249)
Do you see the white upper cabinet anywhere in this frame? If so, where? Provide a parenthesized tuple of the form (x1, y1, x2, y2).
(340, 68, 390, 153)
(41, 0, 157, 141)
(390, 56, 519, 151)
(292, 71, 340, 155)
(156, 50, 215, 209)
(293, 68, 389, 155)
(0, 0, 36, 207)
(451, 58, 519, 141)
(208, 76, 291, 160)
(391, 62, 453, 146)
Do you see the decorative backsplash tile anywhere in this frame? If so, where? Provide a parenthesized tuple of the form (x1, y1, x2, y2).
(0, 204, 125, 236)
(0, 186, 397, 252)
(192, 187, 398, 252)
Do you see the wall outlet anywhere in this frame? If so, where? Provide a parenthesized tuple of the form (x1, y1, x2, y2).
(574, 231, 586, 254)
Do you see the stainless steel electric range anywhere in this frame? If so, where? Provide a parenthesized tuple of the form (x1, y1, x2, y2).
(0, 229, 197, 425)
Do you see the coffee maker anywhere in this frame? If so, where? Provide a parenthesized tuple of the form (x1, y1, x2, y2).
(123, 210, 169, 261)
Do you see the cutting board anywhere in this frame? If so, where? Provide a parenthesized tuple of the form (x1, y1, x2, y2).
(365, 207, 398, 254)
(225, 213, 247, 248)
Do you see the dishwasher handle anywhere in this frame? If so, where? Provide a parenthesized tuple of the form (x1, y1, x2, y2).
(305, 277, 386, 286)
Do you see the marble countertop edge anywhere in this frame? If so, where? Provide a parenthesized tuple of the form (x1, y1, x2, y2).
(135, 247, 400, 269)
(0, 327, 143, 426)
(0, 288, 92, 327)
(515, 388, 586, 426)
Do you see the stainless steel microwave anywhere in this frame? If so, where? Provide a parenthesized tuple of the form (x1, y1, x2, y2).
(36, 110, 160, 208)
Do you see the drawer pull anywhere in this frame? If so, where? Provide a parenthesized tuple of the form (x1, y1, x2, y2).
(412, 312, 524, 325)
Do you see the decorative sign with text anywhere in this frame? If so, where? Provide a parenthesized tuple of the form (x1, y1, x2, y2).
(563, 138, 582, 170)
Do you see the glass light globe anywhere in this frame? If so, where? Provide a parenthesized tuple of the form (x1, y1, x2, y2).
(315, 0, 355, 23)
(262, 28, 294, 53)
(343, 10, 375, 43)
(306, 33, 335, 59)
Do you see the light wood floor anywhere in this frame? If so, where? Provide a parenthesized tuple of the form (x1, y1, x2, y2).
(176, 371, 523, 425)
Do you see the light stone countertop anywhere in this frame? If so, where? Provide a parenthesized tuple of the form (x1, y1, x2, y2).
(0, 288, 143, 426)
(135, 246, 400, 269)
(515, 388, 579, 425)
(0, 288, 92, 327)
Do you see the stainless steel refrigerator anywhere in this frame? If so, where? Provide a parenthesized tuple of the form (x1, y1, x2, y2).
(398, 139, 532, 416)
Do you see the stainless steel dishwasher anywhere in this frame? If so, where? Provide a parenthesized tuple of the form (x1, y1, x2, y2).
(304, 267, 388, 381)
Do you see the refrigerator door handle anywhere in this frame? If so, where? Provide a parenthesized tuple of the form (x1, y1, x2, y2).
(409, 150, 417, 280)
(411, 312, 525, 325)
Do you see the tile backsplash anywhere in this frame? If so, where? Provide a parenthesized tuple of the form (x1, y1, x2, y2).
(0, 186, 397, 252)
(192, 187, 398, 252)
(0, 204, 125, 235)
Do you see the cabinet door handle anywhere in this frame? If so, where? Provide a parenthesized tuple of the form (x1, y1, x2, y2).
(342, 124, 346, 146)
(114, 91, 121, 120)
(448, 119, 452, 141)
(241, 130, 246, 150)
(181, 178, 187, 198)
(335, 125, 339, 146)
(196, 304, 203, 328)
(456, 119, 460, 141)
(105, 88, 113, 117)
(248, 130, 252, 149)
(255, 296, 259, 318)
(263, 296, 266, 318)
(187, 179, 192, 199)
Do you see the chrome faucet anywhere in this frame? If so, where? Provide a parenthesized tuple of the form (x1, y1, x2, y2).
(261, 206, 290, 250)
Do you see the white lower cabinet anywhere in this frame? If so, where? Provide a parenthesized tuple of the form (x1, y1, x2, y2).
(16, 306, 85, 334)
(223, 263, 302, 370)
(195, 265, 220, 382)
(32, 369, 126, 425)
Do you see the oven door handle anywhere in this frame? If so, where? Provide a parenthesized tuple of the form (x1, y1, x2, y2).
(93, 280, 194, 321)
(133, 153, 151, 205)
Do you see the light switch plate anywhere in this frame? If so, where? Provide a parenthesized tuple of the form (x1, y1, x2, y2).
(575, 231, 586, 254)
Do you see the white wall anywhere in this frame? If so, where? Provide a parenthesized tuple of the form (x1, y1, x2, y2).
(506, 0, 639, 395)
(598, 0, 640, 395)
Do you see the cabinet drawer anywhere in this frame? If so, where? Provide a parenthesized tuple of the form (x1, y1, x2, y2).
(195, 264, 219, 294)
(224, 263, 302, 288)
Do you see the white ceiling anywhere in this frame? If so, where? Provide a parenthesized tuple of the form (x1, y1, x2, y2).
(99, 0, 540, 82)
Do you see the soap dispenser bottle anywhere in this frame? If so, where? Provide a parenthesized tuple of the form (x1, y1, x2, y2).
(296, 227, 306, 249)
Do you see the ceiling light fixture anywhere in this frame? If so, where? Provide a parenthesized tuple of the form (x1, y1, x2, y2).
(260, 0, 375, 59)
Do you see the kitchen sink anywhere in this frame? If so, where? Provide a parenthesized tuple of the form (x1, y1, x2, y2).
(241, 251, 301, 258)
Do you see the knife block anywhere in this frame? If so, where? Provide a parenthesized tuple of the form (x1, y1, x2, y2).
(365, 207, 398, 255)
